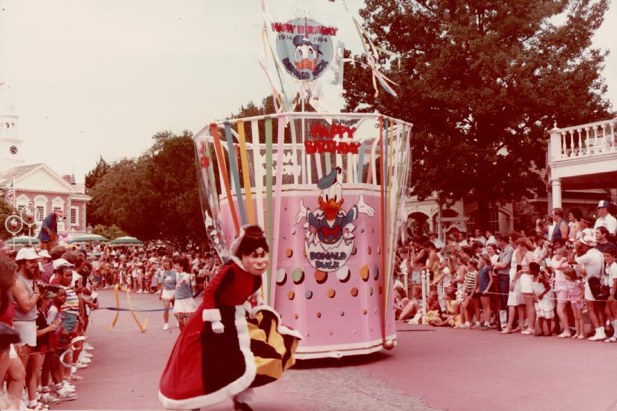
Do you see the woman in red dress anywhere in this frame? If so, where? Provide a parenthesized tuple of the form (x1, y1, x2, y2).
(159, 225, 301, 410)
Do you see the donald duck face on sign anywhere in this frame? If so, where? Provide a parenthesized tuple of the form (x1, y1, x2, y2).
(293, 35, 322, 72)
(318, 180, 343, 220)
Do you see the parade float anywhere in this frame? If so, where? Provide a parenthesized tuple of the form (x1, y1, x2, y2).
(194, 0, 412, 359)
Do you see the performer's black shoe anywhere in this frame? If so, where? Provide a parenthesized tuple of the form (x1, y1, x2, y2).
(233, 400, 253, 411)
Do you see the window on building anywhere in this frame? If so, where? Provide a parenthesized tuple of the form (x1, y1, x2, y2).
(52, 197, 65, 215)
(71, 206, 79, 226)
(36, 206, 45, 221)
(34, 195, 47, 222)
(16, 196, 28, 211)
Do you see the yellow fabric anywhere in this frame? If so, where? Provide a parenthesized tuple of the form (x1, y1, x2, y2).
(237, 121, 255, 225)
(247, 311, 298, 381)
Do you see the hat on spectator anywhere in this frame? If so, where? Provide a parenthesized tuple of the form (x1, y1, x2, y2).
(597, 200, 610, 208)
(579, 233, 596, 248)
(16, 247, 40, 261)
(53, 258, 74, 270)
(38, 250, 52, 259)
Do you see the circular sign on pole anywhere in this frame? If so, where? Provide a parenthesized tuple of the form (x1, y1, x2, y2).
(4, 214, 23, 235)
(275, 18, 334, 82)
(20, 205, 36, 227)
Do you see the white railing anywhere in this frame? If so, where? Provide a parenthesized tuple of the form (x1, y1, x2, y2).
(549, 118, 617, 162)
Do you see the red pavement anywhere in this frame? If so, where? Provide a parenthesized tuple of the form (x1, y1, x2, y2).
(56, 290, 617, 410)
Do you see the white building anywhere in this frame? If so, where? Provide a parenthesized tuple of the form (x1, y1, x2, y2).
(0, 86, 91, 236)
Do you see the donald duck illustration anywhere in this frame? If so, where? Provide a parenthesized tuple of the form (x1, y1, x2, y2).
(296, 168, 374, 271)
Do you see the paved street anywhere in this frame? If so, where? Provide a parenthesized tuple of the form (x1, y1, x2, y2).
(58, 289, 617, 411)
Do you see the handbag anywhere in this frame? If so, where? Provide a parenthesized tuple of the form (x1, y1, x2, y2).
(0, 322, 21, 350)
(588, 276, 609, 301)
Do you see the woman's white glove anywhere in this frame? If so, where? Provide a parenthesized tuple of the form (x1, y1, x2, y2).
(202, 309, 223, 334)
(211, 321, 224, 334)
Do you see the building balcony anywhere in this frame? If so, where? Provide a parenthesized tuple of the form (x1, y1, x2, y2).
(548, 118, 617, 189)
(548, 117, 617, 207)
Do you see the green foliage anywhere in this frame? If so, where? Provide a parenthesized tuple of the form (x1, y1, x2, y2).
(345, 0, 613, 226)
(91, 224, 126, 240)
(85, 156, 110, 191)
(0, 201, 21, 240)
(87, 131, 206, 246)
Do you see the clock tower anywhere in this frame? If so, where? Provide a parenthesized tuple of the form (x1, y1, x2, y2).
(0, 83, 25, 174)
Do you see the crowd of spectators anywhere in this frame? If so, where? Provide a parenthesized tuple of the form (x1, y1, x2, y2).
(393, 200, 617, 343)
(0, 238, 221, 410)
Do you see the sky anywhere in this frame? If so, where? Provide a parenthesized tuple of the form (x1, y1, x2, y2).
(0, 0, 615, 182)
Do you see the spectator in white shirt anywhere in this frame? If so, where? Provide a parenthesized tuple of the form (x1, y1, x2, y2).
(594, 200, 617, 236)
(574, 233, 606, 341)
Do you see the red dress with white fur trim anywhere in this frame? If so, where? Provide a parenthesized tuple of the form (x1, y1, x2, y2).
(159, 260, 300, 410)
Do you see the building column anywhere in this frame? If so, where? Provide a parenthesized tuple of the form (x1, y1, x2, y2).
(551, 178, 562, 209)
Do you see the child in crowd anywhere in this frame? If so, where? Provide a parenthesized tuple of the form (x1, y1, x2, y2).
(477, 254, 493, 328)
(429, 290, 461, 327)
(603, 246, 617, 342)
(533, 266, 555, 336)
(565, 267, 585, 339)
(397, 287, 423, 323)
(459, 258, 479, 329)
(150, 265, 160, 294)
(393, 281, 409, 320)
(548, 247, 572, 337)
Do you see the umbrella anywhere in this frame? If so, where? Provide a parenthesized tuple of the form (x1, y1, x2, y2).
(68, 234, 109, 244)
(5, 236, 40, 245)
(109, 236, 143, 245)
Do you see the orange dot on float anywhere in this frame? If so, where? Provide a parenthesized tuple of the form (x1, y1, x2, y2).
(350, 287, 359, 297)
(288, 291, 295, 300)
(327, 289, 336, 298)
(286, 248, 293, 258)
(293, 314, 299, 319)
(359, 265, 370, 282)
(315, 270, 327, 284)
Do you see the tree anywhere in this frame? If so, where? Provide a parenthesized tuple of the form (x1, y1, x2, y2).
(85, 156, 110, 191)
(345, 0, 612, 228)
(0, 200, 20, 241)
(92, 224, 126, 240)
(87, 131, 206, 246)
